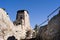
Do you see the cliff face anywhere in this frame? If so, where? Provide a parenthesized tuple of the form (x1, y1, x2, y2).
(36, 11, 60, 40)
(0, 8, 33, 40)
(0, 8, 14, 40)
(45, 13, 60, 40)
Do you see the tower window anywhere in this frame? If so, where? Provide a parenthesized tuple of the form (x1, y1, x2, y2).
(20, 16, 23, 19)
(20, 15, 23, 19)
(16, 23, 21, 25)
(18, 23, 21, 24)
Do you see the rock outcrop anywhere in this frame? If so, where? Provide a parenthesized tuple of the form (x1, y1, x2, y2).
(36, 10, 60, 40)
(0, 8, 33, 40)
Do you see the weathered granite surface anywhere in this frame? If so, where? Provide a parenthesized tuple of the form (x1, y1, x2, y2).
(0, 8, 33, 40)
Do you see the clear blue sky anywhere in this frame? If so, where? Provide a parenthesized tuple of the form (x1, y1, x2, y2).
(0, 0, 60, 28)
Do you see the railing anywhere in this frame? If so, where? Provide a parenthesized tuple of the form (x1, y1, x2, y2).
(39, 7, 60, 26)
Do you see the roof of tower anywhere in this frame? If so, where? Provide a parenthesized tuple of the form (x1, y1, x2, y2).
(17, 10, 29, 14)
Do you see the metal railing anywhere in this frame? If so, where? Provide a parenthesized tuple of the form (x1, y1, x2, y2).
(39, 7, 60, 26)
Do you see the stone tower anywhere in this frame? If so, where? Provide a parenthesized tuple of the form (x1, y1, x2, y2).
(13, 10, 33, 39)
(13, 10, 31, 31)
